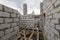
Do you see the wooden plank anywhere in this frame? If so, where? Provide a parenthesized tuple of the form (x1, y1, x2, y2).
(39, 32, 43, 34)
(43, 32, 46, 40)
(13, 34, 21, 40)
(23, 30, 26, 40)
(13, 29, 25, 40)
(37, 32, 39, 40)
(29, 32, 34, 40)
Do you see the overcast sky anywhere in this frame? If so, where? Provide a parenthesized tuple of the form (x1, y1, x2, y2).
(0, 0, 43, 15)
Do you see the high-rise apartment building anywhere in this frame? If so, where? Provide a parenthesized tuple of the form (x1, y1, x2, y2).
(23, 3, 27, 15)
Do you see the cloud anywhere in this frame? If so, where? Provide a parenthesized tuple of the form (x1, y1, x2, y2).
(23, 0, 43, 15)
(0, 0, 43, 15)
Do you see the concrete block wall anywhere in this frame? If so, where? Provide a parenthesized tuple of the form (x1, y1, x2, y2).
(0, 4, 20, 40)
(42, 0, 60, 40)
(20, 15, 35, 29)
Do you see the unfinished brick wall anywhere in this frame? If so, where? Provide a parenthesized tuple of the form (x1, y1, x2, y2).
(0, 4, 20, 40)
(42, 0, 60, 40)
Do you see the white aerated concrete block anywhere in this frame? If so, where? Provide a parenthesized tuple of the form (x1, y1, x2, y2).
(1, 33, 12, 40)
(14, 26, 19, 31)
(0, 11, 10, 17)
(11, 23, 17, 27)
(0, 24, 10, 29)
(53, 13, 60, 18)
(0, 31, 4, 37)
(51, 7, 60, 14)
(11, 31, 17, 36)
(14, 18, 19, 21)
(4, 6, 12, 12)
(56, 25, 60, 30)
(11, 13, 16, 17)
(5, 28, 13, 34)
(0, 18, 3, 23)
(51, 28, 59, 36)
(55, 0, 60, 7)
(51, 19, 58, 24)
(5, 18, 12, 23)
(0, 4, 3, 10)
(13, 9, 19, 13)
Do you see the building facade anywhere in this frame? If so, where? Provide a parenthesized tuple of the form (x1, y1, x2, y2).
(40, 2, 45, 31)
(23, 3, 27, 15)
(40, 2, 43, 14)
(39, 14, 45, 31)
